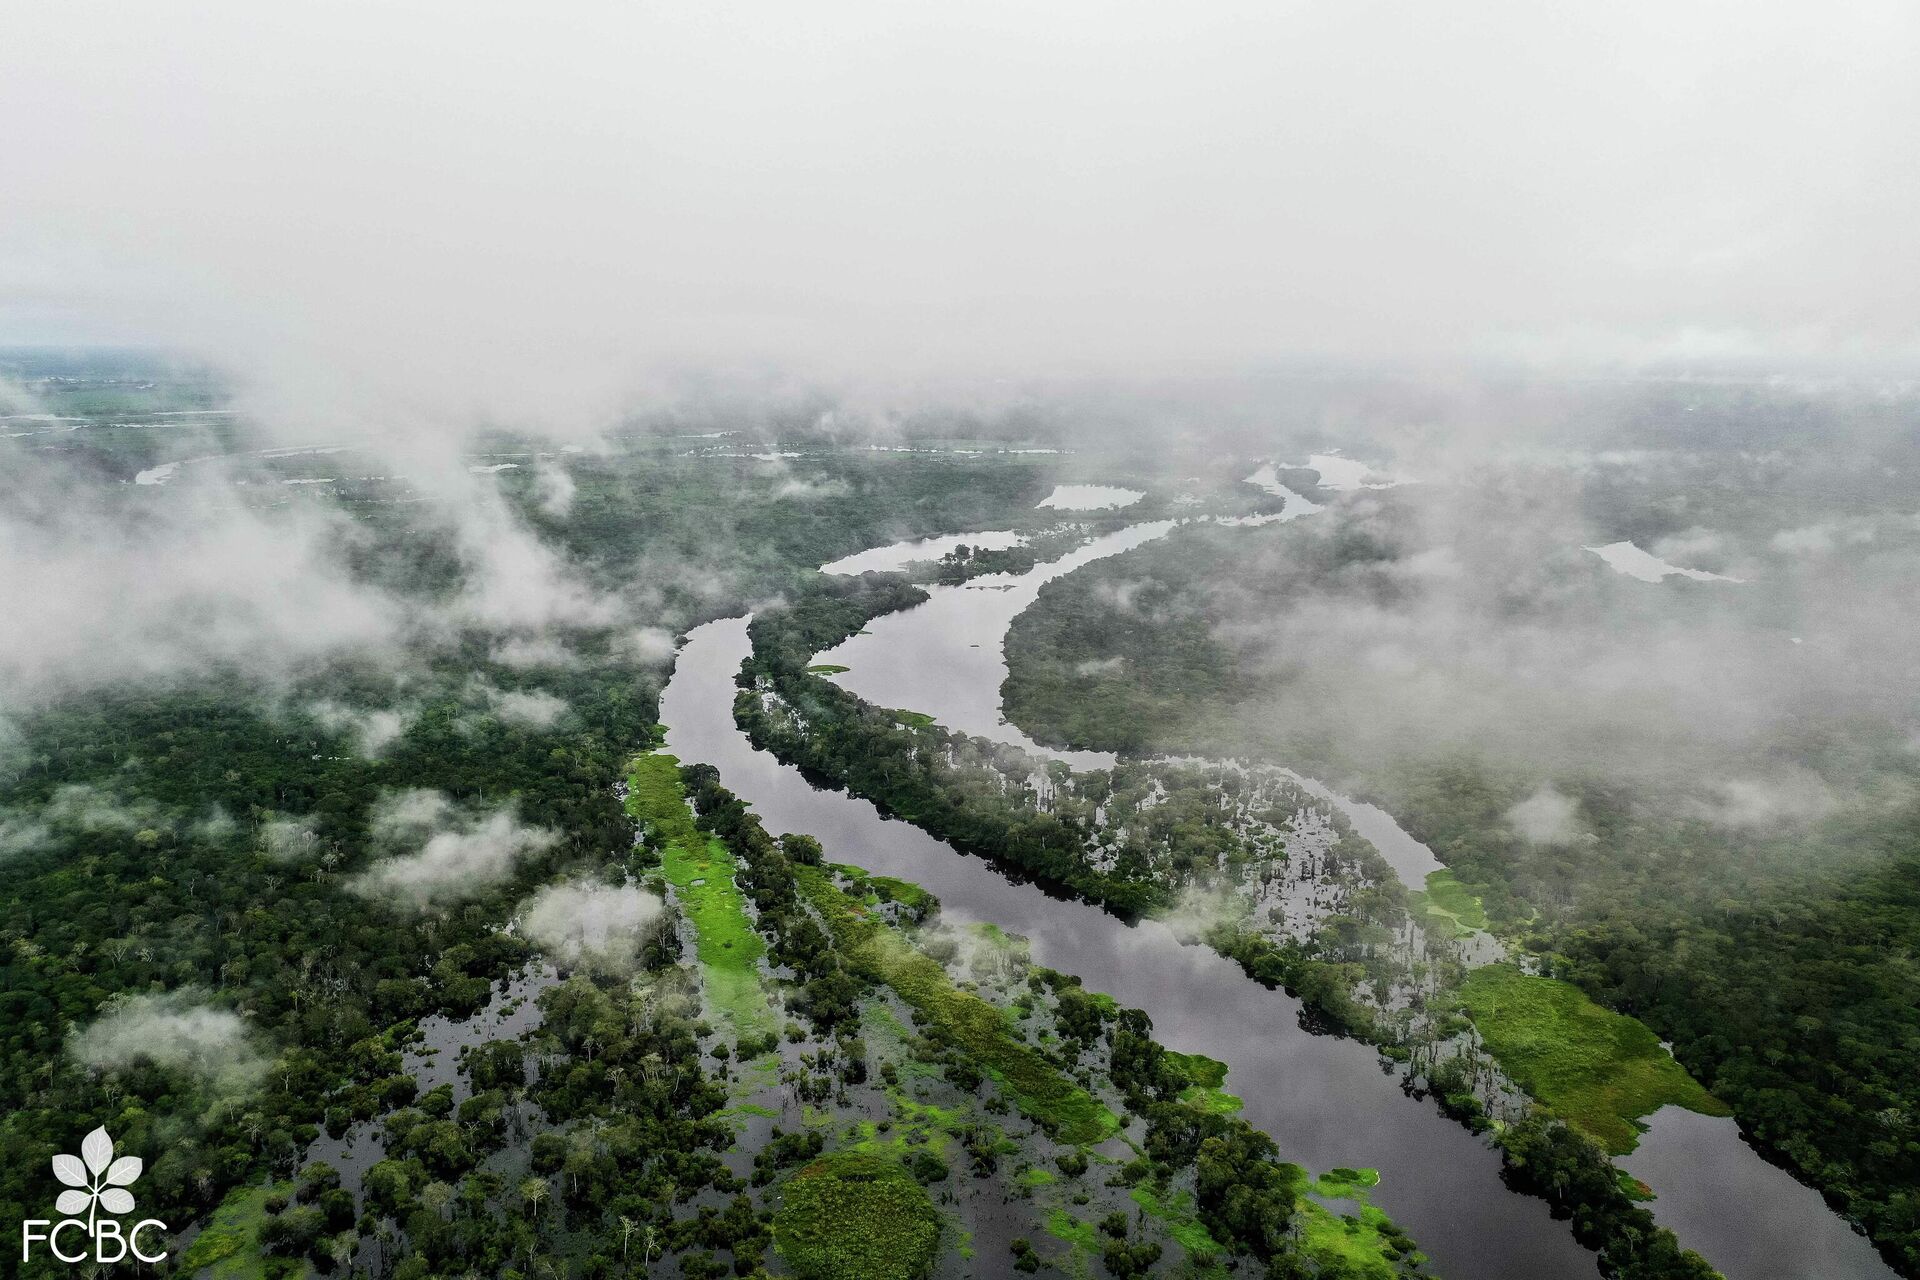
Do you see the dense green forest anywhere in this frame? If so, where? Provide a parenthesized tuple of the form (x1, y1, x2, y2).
(1000, 505, 1920, 1276)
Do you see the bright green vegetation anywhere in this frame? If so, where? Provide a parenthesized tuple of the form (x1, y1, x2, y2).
(177, 1183, 297, 1279)
(1457, 965, 1729, 1153)
(891, 708, 937, 728)
(1165, 1049, 1229, 1089)
(807, 663, 851, 674)
(1410, 869, 1488, 937)
(1129, 1184, 1224, 1256)
(626, 752, 775, 1042)
(772, 1153, 941, 1280)
(797, 865, 1119, 1145)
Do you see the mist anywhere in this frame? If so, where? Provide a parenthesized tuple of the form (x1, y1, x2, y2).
(3, 0, 1918, 428)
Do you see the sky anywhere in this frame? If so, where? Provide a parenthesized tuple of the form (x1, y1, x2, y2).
(3, 0, 1919, 429)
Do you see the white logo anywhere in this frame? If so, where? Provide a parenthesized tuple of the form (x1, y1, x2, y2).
(20, 1127, 168, 1264)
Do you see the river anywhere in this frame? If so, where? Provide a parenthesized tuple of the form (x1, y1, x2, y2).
(657, 512, 1899, 1280)
(664, 615, 1598, 1280)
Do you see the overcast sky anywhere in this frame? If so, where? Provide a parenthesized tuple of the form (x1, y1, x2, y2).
(4, 0, 1917, 423)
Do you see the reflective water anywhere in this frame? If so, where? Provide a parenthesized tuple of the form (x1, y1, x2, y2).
(1620, 1108, 1892, 1280)
(663, 616, 1600, 1280)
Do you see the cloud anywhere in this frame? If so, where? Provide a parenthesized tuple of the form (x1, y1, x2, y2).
(1506, 786, 1585, 846)
(490, 634, 576, 670)
(257, 817, 318, 861)
(491, 688, 569, 729)
(0, 810, 51, 859)
(71, 991, 267, 1090)
(353, 791, 558, 908)
(619, 627, 679, 665)
(531, 460, 577, 518)
(308, 700, 413, 756)
(0, 461, 409, 712)
(1693, 772, 1840, 830)
(518, 881, 666, 976)
(6, 0, 1918, 394)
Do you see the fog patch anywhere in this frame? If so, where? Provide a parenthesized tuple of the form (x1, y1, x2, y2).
(1506, 786, 1585, 846)
(354, 790, 558, 907)
(491, 635, 577, 670)
(519, 881, 666, 976)
(532, 460, 576, 518)
(1695, 772, 1839, 830)
(71, 991, 266, 1090)
(491, 688, 569, 730)
(0, 462, 409, 712)
(619, 626, 679, 665)
(258, 817, 319, 862)
(309, 699, 412, 756)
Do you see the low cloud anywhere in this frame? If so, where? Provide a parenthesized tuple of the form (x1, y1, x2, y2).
(258, 816, 319, 861)
(491, 635, 577, 670)
(353, 790, 558, 908)
(0, 463, 409, 713)
(1694, 771, 1840, 830)
(491, 688, 569, 730)
(309, 699, 413, 756)
(71, 990, 267, 1090)
(519, 881, 666, 975)
(531, 460, 577, 518)
(619, 626, 679, 665)
(1506, 786, 1585, 846)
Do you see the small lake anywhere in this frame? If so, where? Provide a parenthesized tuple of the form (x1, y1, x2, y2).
(1034, 483, 1145, 510)
(821, 529, 1026, 576)
(1585, 541, 1746, 583)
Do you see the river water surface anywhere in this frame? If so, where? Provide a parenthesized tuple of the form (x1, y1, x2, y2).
(659, 515, 1896, 1280)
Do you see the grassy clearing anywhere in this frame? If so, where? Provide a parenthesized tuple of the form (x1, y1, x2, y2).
(626, 753, 775, 1043)
(1130, 1183, 1224, 1257)
(807, 663, 851, 675)
(177, 1183, 298, 1280)
(1410, 869, 1489, 938)
(798, 866, 1119, 1145)
(891, 709, 937, 728)
(1297, 1168, 1425, 1277)
(773, 1153, 941, 1280)
(1457, 964, 1729, 1153)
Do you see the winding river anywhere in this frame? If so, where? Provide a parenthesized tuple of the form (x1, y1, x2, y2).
(659, 518, 1897, 1280)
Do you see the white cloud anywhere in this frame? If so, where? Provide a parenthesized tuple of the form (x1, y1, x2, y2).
(518, 881, 666, 975)
(353, 791, 557, 908)
(1506, 786, 1585, 846)
(71, 991, 266, 1089)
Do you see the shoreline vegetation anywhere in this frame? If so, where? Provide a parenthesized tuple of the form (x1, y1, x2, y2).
(736, 567, 1726, 1280)
(998, 512, 1920, 1277)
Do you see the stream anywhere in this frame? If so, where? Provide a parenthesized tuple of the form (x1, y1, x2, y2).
(657, 512, 1898, 1280)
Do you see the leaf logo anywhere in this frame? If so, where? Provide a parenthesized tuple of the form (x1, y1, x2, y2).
(51, 1126, 141, 1228)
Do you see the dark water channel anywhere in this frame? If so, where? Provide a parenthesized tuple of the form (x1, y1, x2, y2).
(662, 616, 1601, 1280)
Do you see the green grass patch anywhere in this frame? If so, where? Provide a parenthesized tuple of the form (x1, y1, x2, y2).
(1130, 1184, 1223, 1257)
(798, 866, 1118, 1145)
(807, 663, 851, 675)
(891, 709, 937, 728)
(178, 1182, 299, 1280)
(1456, 964, 1729, 1153)
(1164, 1049, 1228, 1089)
(627, 753, 775, 1043)
(773, 1153, 941, 1280)
(1617, 1169, 1656, 1201)
(1294, 1167, 1424, 1276)
(1309, 1167, 1381, 1196)
(1044, 1207, 1098, 1251)
(1411, 869, 1489, 937)
(1178, 1084, 1244, 1115)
